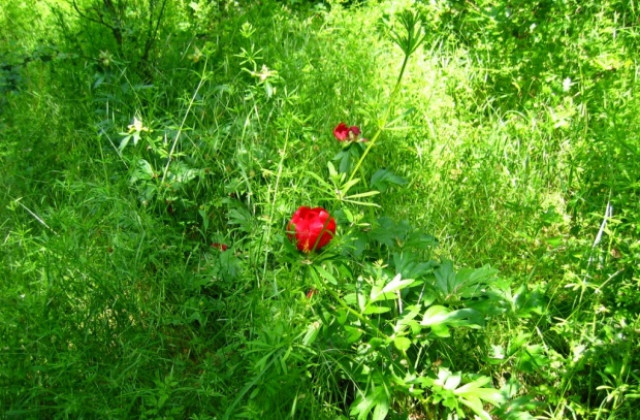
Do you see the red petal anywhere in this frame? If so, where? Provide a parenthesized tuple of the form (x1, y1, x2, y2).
(333, 123, 350, 141)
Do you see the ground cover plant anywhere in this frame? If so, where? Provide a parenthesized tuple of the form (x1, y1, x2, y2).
(1, 0, 639, 419)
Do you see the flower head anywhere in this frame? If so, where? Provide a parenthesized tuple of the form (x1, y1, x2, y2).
(333, 122, 363, 142)
(287, 206, 336, 253)
(333, 122, 350, 141)
(211, 243, 228, 251)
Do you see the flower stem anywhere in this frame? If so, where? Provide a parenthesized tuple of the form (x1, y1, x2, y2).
(324, 287, 387, 339)
(346, 50, 411, 185)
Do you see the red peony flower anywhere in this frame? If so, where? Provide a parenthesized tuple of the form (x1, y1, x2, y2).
(211, 243, 228, 251)
(333, 122, 363, 142)
(287, 206, 336, 253)
(333, 122, 350, 141)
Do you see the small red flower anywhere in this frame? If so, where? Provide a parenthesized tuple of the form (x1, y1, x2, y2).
(333, 122, 363, 142)
(333, 122, 350, 141)
(287, 206, 336, 253)
(211, 243, 228, 251)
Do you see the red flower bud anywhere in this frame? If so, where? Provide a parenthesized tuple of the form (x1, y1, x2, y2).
(333, 122, 362, 142)
(211, 243, 228, 251)
(333, 122, 350, 141)
(287, 206, 336, 253)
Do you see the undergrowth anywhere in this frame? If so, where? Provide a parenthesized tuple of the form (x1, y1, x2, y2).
(1, 0, 638, 419)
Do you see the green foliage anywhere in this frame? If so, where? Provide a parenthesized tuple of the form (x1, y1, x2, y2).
(1, 0, 639, 419)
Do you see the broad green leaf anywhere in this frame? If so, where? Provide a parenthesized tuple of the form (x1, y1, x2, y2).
(394, 304, 422, 333)
(302, 321, 321, 346)
(445, 308, 485, 328)
(421, 305, 451, 326)
(431, 323, 450, 337)
(393, 336, 411, 351)
(344, 325, 363, 344)
(443, 371, 462, 390)
(351, 387, 388, 420)
(381, 273, 414, 295)
(372, 400, 389, 420)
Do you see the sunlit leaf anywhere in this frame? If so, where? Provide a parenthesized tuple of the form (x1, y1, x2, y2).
(393, 336, 411, 351)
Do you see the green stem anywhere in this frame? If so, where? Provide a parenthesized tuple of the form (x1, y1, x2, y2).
(324, 288, 387, 339)
(346, 51, 411, 185)
(262, 126, 290, 291)
(324, 288, 416, 376)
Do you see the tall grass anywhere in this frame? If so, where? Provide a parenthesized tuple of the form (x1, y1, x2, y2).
(1, 0, 638, 418)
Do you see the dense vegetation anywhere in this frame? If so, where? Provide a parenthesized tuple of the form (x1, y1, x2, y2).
(1, 0, 638, 418)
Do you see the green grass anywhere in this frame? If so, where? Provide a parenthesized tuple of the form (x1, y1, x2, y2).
(1, 0, 639, 419)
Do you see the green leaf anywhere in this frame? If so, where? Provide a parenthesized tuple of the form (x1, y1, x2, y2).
(345, 190, 380, 200)
(372, 400, 389, 420)
(302, 321, 321, 346)
(431, 323, 451, 337)
(351, 387, 389, 420)
(421, 305, 484, 334)
(306, 170, 333, 189)
(344, 325, 363, 344)
(314, 265, 338, 285)
(342, 199, 381, 208)
(130, 159, 155, 184)
(393, 336, 411, 351)
(339, 178, 361, 196)
(370, 168, 408, 192)
(370, 217, 411, 248)
(119, 134, 133, 152)
(364, 305, 391, 315)
(381, 273, 414, 295)
(454, 376, 504, 420)
(421, 305, 451, 327)
(445, 308, 485, 328)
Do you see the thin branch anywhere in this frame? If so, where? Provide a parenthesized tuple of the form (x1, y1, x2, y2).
(14, 199, 57, 235)
(160, 60, 208, 185)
